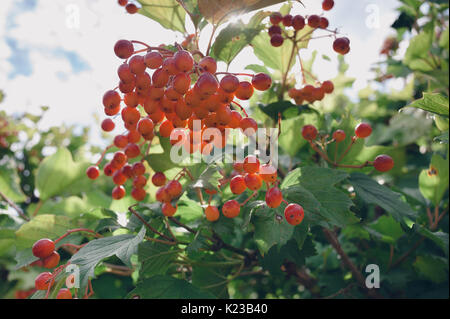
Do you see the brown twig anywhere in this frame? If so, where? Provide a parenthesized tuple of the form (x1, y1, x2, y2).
(0, 190, 29, 221)
(322, 228, 383, 299)
(129, 206, 174, 242)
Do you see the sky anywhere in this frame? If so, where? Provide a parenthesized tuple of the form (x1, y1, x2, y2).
(0, 0, 401, 146)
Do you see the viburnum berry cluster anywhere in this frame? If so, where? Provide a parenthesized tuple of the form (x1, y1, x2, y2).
(86, 39, 272, 204)
(30, 229, 101, 299)
(301, 122, 394, 172)
(221, 155, 304, 226)
(267, 0, 350, 106)
(117, 0, 140, 14)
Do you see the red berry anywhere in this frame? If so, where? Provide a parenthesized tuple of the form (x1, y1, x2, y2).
(113, 151, 128, 167)
(198, 56, 217, 74)
(373, 155, 394, 172)
(121, 164, 134, 179)
(270, 12, 282, 25)
(152, 68, 169, 88)
(129, 55, 146, 74)
(319, 17, 329, 29)
(222, 200, 240, 218)
(268, 25, 282, 37)
(131, 187, 147, 201)
(322, 0, 334, 11)
(259, 164, 277, 183)
(132, 162, 146, 176)
(166, 180, 182, 198)
(321, 80, 334, 94)
(152, 172, 167, 186)
(114, 135, 128, 149)
(101, 119, 115, 132)
(251, 73, 272, 91)
(292, 15, 306, 30)
(355, 123, 372, 138)
(174, 50, 194, 72)
(243, 155, 260, 174)
(282, 14, 293, 27)
(103, 163, 116, 176)
(307, 15, 321, 28)
(124, 143, 141, 158)
(103, 90, 121, 109)
(230, 175, 247, 195)
(333, 130, 346, 142)
(333, 37, 350, 55)
(284, 203, 304, 226)
(118, 63, 135, 83)
(42, 251, 60, 269)
(137, 118, 154, 135)
(35, 272, 53, 290)
(113, 170, 127, 185)
(159, 120, 175, 138)
(125, 3, 139, 14)
(173, 73, 191, 95)
(205, 206, 220, 222)
(86, 166, 100, 180)
(133, 175, 147, 188)
(266, 187, 283, 208)
(270, 34, 284, 47)
(32, 239, 55, 259)
(302, 125, 318, 140)
(156, 186, 171, 203)
(144, 51, 163, 69)
(162, 202, 177, 217)
(114, 40, 134, 59)
(118, 0, 128, 6)
(194, 72, 219, 98)
(235, 81, 254, 100)
(121, 107, 141, 127)
(112, 186, 126, 200)
(220, 75, 239, 93)
(240, 117, 258, 136)
(56, 288, 72, 299)
(244, 173, 263, 191)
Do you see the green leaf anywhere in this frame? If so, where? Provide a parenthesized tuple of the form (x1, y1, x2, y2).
(404, 26, 434, 71)
(278, 113, 319, 156)
(177, 194, 204, 223)
(0, 229, 15, 256)
(367, 215, 404, 244)
(282, 167, 357, 228)
(191, 164, 222, 190)
(138, 242, 178, 278)
(137, 0, 186, 33)
(413, 255, 448, 284)
(0, 165, 26, 203)
(419, 151, 449, 206)
(127, 275, 215, 298)
(192, 255, 233, 298)
(404, 93, 449, 117)
(69, 227, 146, 291)
(211, 11, 269, 65)
(251, 26, 312, 74)
(15, 214, 73, 250)
(348, 173, 417, 223)
(414, 224, 449, 256)
(253, 206, 295, 255)
(198, 0, 284, 24)
(35, 148, 87, 201)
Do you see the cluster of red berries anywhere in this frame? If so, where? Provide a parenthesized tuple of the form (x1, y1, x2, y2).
(302, 123, 394, 172)
(267, 0, 349, 55)
(31, 238, 73, 299)
(153, 172, 184, 217)
(117, 0, 140, 14)
(288, 80, 334, 105)
(86, 38, 271, 202)
(219, 155, 304, 226)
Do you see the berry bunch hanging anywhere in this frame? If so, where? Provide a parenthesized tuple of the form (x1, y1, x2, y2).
(86, 39, 271, 204)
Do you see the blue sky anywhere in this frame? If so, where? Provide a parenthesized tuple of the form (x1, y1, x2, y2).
(0, 0, 401, 145)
